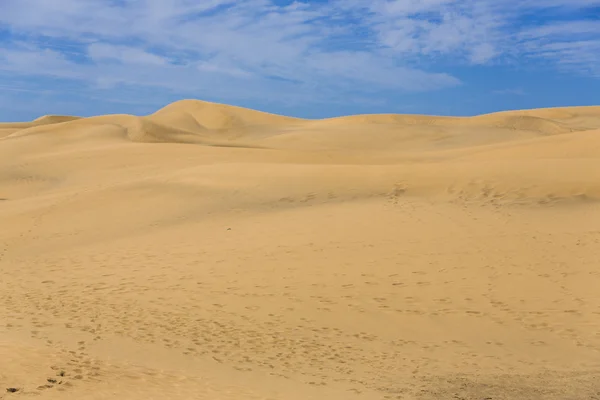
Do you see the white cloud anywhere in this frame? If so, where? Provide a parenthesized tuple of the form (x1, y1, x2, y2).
(517, 19, 600, 76)
(0, 0, 462, 100)
(0, 0, 598, 109)
(196, 61, 251, 78)
(469, 43, 498, 64)
(493, 88, 526, 96)
(518, 0, 600, 8)
(88, 43, 168, 66)
(519, 20, 600, 39)
(0, 45, 82, 79)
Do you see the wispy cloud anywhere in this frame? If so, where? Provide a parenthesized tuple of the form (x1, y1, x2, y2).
(0, 0, 598, 117)
(518, 19, 600, 76)
(493, 88, 527, 96)
(0, 0, 461, 102)
(88, 43, 169, 66)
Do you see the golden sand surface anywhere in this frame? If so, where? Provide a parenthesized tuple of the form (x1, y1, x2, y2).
(1, 100, 599, 399)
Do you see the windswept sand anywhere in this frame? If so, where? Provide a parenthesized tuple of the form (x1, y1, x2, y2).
(1, 100, 600, 399)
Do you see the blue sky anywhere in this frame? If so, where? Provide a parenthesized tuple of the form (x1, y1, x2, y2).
(1, 0, 599, 121)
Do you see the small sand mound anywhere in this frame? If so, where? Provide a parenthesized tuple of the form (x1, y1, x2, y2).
(124, 117, 208, 144)
(311, 113, 459, 127)
(4, 117, 128, 142)
(33, 115, 82, 125)
(145, 109, 209, 133)
(470, 114, 575, 135)
(4, 114, 199, 144)
(484, 105, 600, 120)
(151, 99, 304, 131)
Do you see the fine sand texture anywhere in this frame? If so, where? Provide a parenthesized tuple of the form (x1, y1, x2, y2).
(1, 100, 600, 399)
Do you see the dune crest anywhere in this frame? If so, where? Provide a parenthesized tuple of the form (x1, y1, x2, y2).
(3, 100, 600, 146)
(33, 115, 82, 125)
(150, 99, 304, 130)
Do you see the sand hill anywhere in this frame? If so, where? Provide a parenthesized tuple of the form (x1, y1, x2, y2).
(1, 100, 599, 399)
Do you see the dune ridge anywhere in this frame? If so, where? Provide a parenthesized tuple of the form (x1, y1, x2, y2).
(5, 100, 600, 143)
(5, 99, 598, 204)
(1, 99, 600, 399)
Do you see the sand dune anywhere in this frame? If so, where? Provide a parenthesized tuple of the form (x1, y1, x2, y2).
(1, 100, 600, 399)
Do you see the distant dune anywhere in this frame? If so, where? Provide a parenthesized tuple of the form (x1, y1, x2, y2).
(1, 100, 599, 399)
(3, 100, 599, 203)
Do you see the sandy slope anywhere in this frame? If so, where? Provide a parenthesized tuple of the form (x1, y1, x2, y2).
(1, 100, 600, 400)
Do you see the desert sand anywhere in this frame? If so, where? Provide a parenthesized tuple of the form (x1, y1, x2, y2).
(1, 100, 599, 399)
